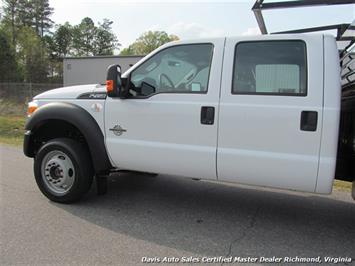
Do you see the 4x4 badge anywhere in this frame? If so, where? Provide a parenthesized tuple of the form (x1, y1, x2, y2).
(109, 125, 127, 136)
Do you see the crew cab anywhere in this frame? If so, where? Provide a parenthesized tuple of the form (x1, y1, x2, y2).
(23, 34, 355, 203)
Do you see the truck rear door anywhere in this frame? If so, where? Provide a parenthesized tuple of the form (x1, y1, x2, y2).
(217, 35, 324, 192)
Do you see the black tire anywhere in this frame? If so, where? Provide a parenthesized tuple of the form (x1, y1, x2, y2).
(34, 138, 94, 203)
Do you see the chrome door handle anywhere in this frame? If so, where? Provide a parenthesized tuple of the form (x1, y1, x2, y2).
(109, 125, 127, 136)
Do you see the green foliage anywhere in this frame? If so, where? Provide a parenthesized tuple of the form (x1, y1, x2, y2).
(120, 31, 179, 55)
(17, 0, 34, 27)
(16, 26, 48, 82)
(31, 0, 54, 37)
(71, 17, 119, 56)
(0, 0, 120, 82)
(0, 29, 20, 81)
(2, 0, 53, 41)
(93, 18, 119, 56)
(72, 17, 96, 56)
(1, 0, 52, 82)
(53, 22, 72, 57)
(2, 0, 18, 47)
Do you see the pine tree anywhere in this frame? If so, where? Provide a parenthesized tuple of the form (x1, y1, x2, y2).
(93, 19, 119, 55)
(2, 0, 18, 46)
(53, 22, 72, 57)
(16, 26, 48, 82)
(17, 0, 33, 28)
(0, 29, 20, 81)
(72, 17, 96, 56)
(32, 0, 53, 37)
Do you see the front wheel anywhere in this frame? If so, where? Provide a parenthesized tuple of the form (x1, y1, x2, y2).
(34, 138, 93, 203)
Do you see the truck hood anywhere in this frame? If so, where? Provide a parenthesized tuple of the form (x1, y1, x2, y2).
(34, 84, 106, 100)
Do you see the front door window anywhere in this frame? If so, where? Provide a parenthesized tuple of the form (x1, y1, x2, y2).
(129, 44, 214, 97)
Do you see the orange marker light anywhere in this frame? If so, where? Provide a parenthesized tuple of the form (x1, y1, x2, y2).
(106, 80, 113, 93)
(27, 101, 38, 117)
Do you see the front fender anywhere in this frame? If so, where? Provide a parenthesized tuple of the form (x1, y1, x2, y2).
(24, 102, 112, 173)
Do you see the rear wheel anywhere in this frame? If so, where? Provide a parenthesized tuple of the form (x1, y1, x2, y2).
(34, 138, 93, 203)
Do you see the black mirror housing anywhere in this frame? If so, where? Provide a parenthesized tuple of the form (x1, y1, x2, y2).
(106, 64, 122, 97)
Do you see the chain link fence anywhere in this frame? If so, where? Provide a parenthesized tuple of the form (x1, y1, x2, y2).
(0, 83, 63, 116)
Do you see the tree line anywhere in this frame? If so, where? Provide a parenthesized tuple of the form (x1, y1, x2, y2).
(120, 31, 178, 55)
(0, 0, 119, 83)
(0, 0, 178, 84)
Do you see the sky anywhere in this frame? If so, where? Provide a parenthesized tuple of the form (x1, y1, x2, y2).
(17, 0, 355, 50)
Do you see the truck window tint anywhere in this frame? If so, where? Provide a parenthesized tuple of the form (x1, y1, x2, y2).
(232, 41, 307, 96)
(130, 44, 213, 96)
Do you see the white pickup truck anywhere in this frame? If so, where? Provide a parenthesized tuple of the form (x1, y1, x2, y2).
(23, 34, 354, 203)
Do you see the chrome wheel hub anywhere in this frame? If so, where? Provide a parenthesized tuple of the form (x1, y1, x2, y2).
(41, 150, 75, 195)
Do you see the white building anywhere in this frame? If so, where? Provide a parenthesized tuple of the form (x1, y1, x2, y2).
(63, 55, 143, 86)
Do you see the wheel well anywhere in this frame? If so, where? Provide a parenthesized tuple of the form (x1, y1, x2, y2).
(24, 102, 112, 174)
(31, 119, 88, 156)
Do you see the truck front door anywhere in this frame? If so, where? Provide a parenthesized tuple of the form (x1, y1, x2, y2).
(217, 36, 324, 192)
(105, 40, 224, 179)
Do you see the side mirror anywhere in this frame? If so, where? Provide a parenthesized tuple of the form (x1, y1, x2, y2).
(106, 64, 122, 97)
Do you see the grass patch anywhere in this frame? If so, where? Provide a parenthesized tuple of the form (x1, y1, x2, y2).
(0, 115, 26, 146)
(333, 180, 352, 192)
(0, 99, 27, 116)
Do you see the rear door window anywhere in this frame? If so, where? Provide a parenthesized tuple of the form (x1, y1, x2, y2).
(232, 41, 307, 96)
